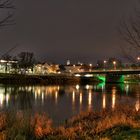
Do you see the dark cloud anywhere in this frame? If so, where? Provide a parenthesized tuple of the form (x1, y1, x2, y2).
(0, 0, 138, 63)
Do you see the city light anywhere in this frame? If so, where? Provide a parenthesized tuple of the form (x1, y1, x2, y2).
(137, 57, 140, 61)
(1, 1, 140, 139)
(86, 85, 90, 90)
(89, 64, 92, 67)
(84, 74, 93, 77)
(113, 61, 116, 70)
(103, 60, 107, 70)
(76, 85, 80, 90)
(75, 74, 81, 77)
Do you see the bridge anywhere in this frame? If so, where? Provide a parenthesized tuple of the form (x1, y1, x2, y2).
(74, 69, 140, 83)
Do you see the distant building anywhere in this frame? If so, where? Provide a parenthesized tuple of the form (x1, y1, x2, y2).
(0, 59, 18, 73)
(34, 63, 59, 74)
(96, 58, 123, 69)
(64, 64, 82, 73)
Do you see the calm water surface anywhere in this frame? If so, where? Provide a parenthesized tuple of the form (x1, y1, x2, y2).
(0, 83, 139, 125)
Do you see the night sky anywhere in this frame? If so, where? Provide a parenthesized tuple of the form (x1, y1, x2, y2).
(0, 0, 138, 64)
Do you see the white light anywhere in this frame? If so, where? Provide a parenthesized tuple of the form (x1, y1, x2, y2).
(137, 57, 140, 60)
(76, 85, 80, 90)
(75, 74, 81, 77)
(0, 60, 7, 63)
(84, 74, 93, 77)
(86, 85, 89, 90)
(113, 61, 116, 65)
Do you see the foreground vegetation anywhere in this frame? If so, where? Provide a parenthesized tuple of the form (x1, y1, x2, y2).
(0, 106, 140, 140)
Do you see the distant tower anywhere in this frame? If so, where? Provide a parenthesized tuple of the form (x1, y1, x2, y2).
(67, 60, 70, 65)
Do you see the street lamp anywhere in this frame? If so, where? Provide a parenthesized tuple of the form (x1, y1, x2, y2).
(113, 61, 116, 70)
(89, 63, 92, 72)
(103, 60, 107, 70)
(137, 57, 140, 68)
(137, 57, 140, 61)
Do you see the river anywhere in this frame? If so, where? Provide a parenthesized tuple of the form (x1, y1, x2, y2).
(0, 83, 139, 125)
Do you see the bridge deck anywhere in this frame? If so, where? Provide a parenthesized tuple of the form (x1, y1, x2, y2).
(75, 69, 140, 75)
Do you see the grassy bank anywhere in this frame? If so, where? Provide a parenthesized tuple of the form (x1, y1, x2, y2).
(0, 73, 140, 85)
(0, 73, 80, 85)
(0, 73, 101, 85)
(0, 106, 140, 140)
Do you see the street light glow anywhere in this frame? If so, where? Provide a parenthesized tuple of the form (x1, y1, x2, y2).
(113, 61, 116, 65)
(137, 57, 140, 60)
(113, 61, 116, 70)
(89, 64, 92, 67)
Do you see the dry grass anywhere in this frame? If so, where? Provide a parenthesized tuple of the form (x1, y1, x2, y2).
(0, 106, 139, 139)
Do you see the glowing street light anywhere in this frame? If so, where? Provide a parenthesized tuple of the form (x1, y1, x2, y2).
(89, 63, 92, 67)
(113, 61, 116, 70)
(89, 63, 92, 72)
(103, 60, 107, 70)
(137, 57, 140, 61)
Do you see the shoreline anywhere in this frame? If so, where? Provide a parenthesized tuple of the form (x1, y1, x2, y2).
(0, 73, 101, 85)
(0, 73, 139, 85)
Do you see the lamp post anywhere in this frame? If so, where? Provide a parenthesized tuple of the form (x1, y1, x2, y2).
(113, 61, 116, 70)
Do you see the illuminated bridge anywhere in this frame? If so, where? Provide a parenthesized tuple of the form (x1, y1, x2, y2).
(74, 69, 140, 83)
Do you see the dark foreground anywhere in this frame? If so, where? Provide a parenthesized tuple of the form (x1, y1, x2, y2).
(0, 106, 140, 140)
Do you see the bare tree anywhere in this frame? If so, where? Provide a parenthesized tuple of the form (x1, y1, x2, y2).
(18, 52, 35, 70)
(118, 7, 140, 63)
(0, 0, 15, 27)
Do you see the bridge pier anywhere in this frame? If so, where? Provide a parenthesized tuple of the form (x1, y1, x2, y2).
(106, 74, 124, 83)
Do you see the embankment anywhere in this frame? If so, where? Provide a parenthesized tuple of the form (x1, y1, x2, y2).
(0, 73, 102, 85)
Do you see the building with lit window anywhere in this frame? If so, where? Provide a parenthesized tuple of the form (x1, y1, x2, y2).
(33, 63, 59, 74)
(0, 59, 18, 73)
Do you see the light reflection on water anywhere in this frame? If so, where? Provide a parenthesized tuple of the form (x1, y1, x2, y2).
(0, 83, 139, 125)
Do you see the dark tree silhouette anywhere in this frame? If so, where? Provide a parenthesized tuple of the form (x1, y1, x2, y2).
(0, 0, 15, 27)
(18, 52, 35, 70)
(118, 6, 140, 63)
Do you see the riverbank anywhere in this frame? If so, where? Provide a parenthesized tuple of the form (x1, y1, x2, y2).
(125, 75, 140, 83)
(0, 106, 139, 140)
(0, 73, 101, 85)
(0, 73, 140, 85)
